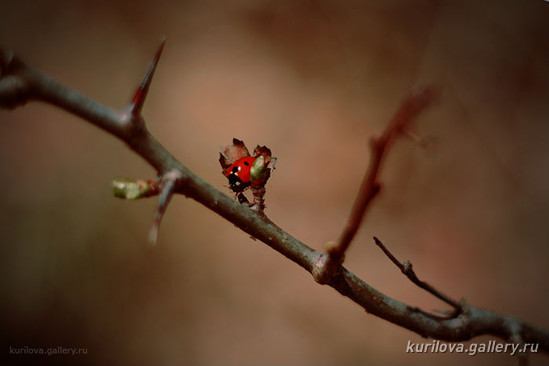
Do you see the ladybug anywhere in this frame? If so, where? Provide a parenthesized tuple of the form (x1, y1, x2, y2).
(224, 156, 256, 193)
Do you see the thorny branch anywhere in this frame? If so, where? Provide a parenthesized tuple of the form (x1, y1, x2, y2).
(1, 42, 548, 360)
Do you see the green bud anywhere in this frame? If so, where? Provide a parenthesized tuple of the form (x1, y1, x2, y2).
(250, 156, 267, 182)
(113, 177, 155, 199)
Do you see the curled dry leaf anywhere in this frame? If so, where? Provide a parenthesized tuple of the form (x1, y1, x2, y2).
(219, 138, 250, 175)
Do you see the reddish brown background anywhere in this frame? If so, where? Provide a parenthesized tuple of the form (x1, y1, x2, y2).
(1, 0, 548, 365)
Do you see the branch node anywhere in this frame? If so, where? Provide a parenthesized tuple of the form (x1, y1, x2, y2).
(312, 242, 345, 284)
(402, 259, 413, 272)
(0, 49, 32, 109)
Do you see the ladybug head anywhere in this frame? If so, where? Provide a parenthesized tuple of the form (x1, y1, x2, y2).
(228, 168, 248, 192)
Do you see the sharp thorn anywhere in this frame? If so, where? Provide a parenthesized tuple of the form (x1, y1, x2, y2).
(130, 38, 166, 116)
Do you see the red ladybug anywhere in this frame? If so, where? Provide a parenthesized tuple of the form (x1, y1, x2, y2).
(223, 156, 256, 193)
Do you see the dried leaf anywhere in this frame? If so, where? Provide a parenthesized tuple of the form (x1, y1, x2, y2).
(219, 138, 250, 174)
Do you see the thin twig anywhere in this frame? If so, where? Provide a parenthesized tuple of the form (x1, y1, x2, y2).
(313, 87, 437, 284)
(149, 170, 181, 245)
(337, 87, 436, 254)
(1, 45, 548, 357)
(373, 236, 462, 314)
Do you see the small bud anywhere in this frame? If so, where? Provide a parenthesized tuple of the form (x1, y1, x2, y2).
(250, 155, 267, 182)
(113, 177, 157, 199)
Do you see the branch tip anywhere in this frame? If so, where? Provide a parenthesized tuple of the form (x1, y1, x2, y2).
(148, 224, 160, 246)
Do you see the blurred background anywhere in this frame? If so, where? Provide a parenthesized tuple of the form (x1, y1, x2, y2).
(1, 0, 548, 365)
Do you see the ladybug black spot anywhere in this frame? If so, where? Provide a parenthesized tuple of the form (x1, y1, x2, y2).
(244, 161, 250, 166)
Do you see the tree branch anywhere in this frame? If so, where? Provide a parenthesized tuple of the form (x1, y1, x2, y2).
(373, 236, 462, 316)
(313, 87, 437, 283)
(1, 43, 548, 358)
